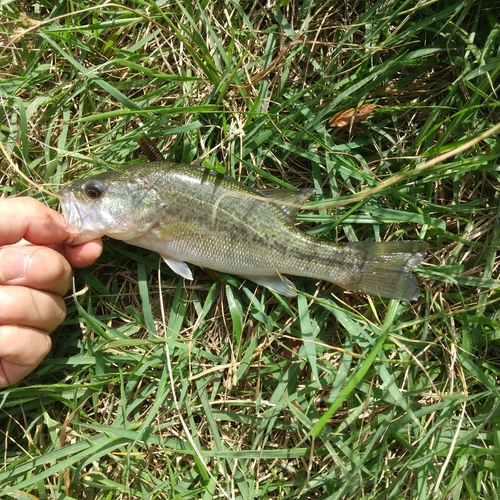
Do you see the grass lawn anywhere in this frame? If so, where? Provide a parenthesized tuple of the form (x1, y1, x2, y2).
(1, 0, 500, 498)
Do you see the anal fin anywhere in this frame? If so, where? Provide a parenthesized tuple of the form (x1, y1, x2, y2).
(243, 274, 297, 297)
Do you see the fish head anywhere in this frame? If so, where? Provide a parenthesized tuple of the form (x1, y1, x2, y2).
(59, 172, 163, 245)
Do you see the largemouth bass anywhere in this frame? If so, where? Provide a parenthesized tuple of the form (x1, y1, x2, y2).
(59, 163, 428, 300)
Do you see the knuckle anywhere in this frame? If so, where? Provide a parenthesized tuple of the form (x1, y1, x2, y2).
(48, 295, 67, 332)
(33, 247, 72, 293)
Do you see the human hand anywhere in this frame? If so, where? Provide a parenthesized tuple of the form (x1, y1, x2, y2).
(0, 197, 103, 388)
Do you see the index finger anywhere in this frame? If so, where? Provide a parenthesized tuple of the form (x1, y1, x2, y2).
(0, 198, 69, 246)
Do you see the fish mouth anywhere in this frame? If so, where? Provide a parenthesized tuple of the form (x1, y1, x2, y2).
(58, 188, 100, 246)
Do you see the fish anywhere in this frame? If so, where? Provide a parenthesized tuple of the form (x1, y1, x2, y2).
(58, 162, 429, 300)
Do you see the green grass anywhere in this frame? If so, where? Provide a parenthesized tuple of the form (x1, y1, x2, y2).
(1, 0, 500, 498)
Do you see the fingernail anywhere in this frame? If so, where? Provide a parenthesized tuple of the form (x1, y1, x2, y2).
(0, 249, 30, 282)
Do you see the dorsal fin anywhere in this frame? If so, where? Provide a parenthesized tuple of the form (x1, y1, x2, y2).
(255, 187, 315, 223)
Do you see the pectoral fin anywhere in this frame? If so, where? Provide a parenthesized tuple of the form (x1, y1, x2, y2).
(243, 274, 297, 297)
(162, 256, 194, 280)
(130, 187, 163, 229)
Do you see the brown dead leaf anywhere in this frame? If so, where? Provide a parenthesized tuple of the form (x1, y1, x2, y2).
(328, 104, 385, 128)
(278, 336, 303, 361)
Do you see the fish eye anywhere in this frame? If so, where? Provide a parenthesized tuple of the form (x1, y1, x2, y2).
(84, 180, 104, 200)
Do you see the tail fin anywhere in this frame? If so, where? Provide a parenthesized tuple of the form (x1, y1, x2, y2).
(345, 241, 428, 301)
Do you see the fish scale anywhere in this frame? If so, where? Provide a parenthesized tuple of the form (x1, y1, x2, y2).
(59, 162, 428, 300)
